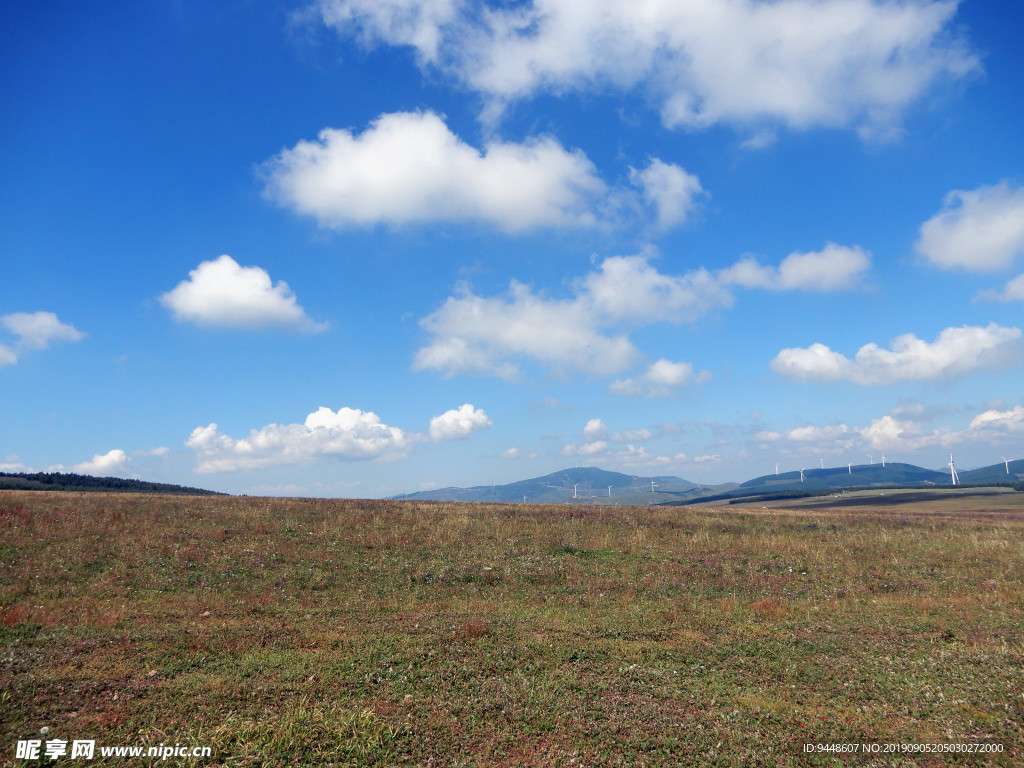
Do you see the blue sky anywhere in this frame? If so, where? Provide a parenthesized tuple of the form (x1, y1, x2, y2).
(2, 0, 1023, 496)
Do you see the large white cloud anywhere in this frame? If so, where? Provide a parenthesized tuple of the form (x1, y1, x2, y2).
(429, 403, 493, 441)
(417, 246, 870, 378)
(610, 359, 712, 397)
(160, 255, 326, 331)
(73, 449, 132, 477)
(186, 406, 411, 473)
(316, 0, 977, 137)
(0, 311, 85, 367)
(771, 323, 1024, 384)
(263, 111, 696, 232)
(916, 182, 1024, 272)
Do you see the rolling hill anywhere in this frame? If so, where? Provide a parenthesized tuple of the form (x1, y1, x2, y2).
(394, 459, 1023, 506)
(392, 466, 736, 505)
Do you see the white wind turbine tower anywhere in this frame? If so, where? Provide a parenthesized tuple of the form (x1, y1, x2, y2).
(650, 479, 658, 493)
(1003, 457, 1011, 474)
(948, 454, 959, 486)
(820, 458, 824, 469)
(774, 462, 779, 476)
(848, 463, 852, 474)
(573, 483, 579, 499)
(869, 455, 874, 465)
(608, 485, 613, 497)
(881, 454, 887, 468)
(799, 468, 805, 483)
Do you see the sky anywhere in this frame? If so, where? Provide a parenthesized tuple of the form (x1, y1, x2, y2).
(2, 0, 1023, 497)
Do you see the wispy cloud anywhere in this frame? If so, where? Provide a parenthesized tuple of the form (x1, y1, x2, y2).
(0, 311, 85, 367)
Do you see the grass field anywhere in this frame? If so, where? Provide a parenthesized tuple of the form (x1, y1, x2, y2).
(2, 490, 1022, 766)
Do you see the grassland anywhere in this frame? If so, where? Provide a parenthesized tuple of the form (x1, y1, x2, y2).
(2, 491, 1022, 766)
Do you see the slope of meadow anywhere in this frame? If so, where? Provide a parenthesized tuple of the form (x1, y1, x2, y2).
(2, 491, 1022, 766)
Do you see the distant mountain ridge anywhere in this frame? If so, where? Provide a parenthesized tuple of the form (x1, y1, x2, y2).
(394, 460, 1024, 505)
(392, 466, 736, 505)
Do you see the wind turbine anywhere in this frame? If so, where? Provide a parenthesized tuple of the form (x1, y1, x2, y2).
(607, 485, 613, 497)
(869, 455, 874, 465)
(948, 454, 959, 486)
(573, 483, 579, 499)
(848, 463, 852, 474)
(1003, 457, 1011, 475)
(650, 479, 658, 493)
(820, 458, 824, 469)
(881, 454, 886, 468)
(799, 468, 805, 483)
(774, 462, 779, 476)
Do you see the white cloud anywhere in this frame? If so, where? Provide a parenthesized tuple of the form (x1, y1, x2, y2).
(787, 424, 850, 442)
(413, 278, 640, 379)
(429, 403, 493, 441)
(263, 110, 610, 232)
(318, 0, 977, 137)
(1, 311, 85, 366)
(317, 0, 461, 63)
(563, 440, 608, 457)
(916, 182, 1024, 272)
(73, 449, 132, 477)
(417, 247, 868, 379)
(693, 454, 721, 463)
(583, 418, 608, 441)
(629, 159, 705, 229)
(771, 323, 1024, 384)
(502, 447, 521, 459)
(160, 255, 326, 331)
(133, 446, 170, 457)
(610, 359, 712, 397)
(186, 406, 411, 473)
(721, 244, 871, 291)
(0, 345, 16, 367)
(580, 253, 734, 324)
(968, 405, 1024, 433)
(978, 273, 1024, 304)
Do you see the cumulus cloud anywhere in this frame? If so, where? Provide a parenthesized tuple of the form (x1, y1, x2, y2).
(160, 255, 326, 331)
(317, 0, 977, 137)
(429, 403, 492, 441)
(771, 323, 1024, 384)
(73, 449, 132, 477)
(583, 418, 608, 441)
(1, 311, 85, 366)
(629, 159, 705, 229)
(610, 359, 712, 397)
(413, 278, 640, 379)
(722, 244, 871, 291)
(969, 405, 1024, 433)
(916, 182, 1024, 272)
(263, 111, 612, 232)
(186, 406, 411, 473)
(417, 246, 868, 378)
